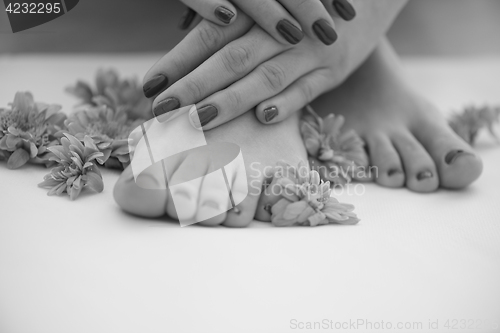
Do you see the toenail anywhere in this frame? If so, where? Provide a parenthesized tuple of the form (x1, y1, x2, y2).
(202, 200, 219, 210)
(231, 206, 241, 215)
(388, 168, 403, 177)
(174, 190, 191, 200)
(445, 149, 475, 165)
(417, 171, 433, 181)
(264, 204, 272, 214)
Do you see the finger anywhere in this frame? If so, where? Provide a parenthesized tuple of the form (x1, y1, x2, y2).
(233, 0, 304, 45)
(143, 14, 254, 99)
(255, 68, 334, 124)
(151, 26, 287, 117)
(178, 8, 198, 30)
(278, 0, 338, 45)
(323, 0, 356, 21)
(180, 0, 237, 26)
(190, 49, 318, 130)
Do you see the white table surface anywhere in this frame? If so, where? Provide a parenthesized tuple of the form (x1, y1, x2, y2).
(0, 55, 499, 333)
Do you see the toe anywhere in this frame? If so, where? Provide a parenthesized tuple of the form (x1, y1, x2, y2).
(414, 122, 483, 189)
(392, 133, 439, 192)
(223, 194, 259, 228)
(113, 164, 168, 218)
(366, 134, 405, 188)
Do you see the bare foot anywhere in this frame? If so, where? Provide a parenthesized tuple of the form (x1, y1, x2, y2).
(113, 111, 307, 226)
(311, 38, 483, 192)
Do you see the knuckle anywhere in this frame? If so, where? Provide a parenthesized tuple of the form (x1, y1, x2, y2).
(196, 23, 224, 52)
(221, 45, 253, 75)
(259, 63, 287, 92)
(225, 89, 242, 107)
(184, 79, 204, 100)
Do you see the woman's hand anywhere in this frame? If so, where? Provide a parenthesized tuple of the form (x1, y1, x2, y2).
(143, 0, 407, 129)
(177, 0, 355, 46)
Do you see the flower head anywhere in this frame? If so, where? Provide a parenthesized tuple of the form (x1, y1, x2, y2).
(0, 92, 66, 169)
(301, 106, 368, 185)
(61, 104, 144, 169)
(267, 161, 360, 227)
(66, 68, 152, 120)
(449, 105, 500, 145)
(39, 133, 104, 200)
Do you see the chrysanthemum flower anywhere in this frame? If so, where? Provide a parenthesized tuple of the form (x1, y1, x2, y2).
(301, 106, 368, 185)
(449, 105, 500, 145)
(61, 104, 144, 169)
(267, 161, 360, 227)
(0, 92, 66, 169)
(66, 68, 152, 120)
(39, 133, 104, 200)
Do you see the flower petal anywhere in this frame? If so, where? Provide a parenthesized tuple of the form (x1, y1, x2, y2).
(7, 148, 30, 169)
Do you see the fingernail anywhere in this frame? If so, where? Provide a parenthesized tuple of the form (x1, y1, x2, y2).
(445, 149, 474, 164)
(191, 105, 218, 128)
(333, 0, 356, 21)
(417, 171, 433, 181)
(312, 19, 338, 45)
(388, 168, 403, 177)
(214, 6, 235, 24)
(179, 8, 197, 30)
(153, 98, 180, 118)
(143, 74, 168, 98)
(276, 19, 304, 45)
(263, 106, 278, 122)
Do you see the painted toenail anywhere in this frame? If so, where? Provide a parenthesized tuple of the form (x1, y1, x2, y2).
(445, 150, 474, 164)
(264, 204, 272, 214)
(174, 190, 191, 200)
(417, 171, 433, 181)
(388, 168, 403, 177)
(202, 200, 220, 210)
(231, 206, 241, 215)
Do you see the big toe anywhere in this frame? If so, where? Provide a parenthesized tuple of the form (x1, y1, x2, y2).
(113, 164, 168, 218)
(416, 122, 483, 189)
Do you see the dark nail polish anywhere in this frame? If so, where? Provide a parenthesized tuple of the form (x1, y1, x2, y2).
(312, 19, 338, 45)
(264, 106, 278, 122)
(388, 168, 402, 177)
(153, 98, 180, 118)
(179, 8, 197, 30)
(333, 0, 356, 21)
(196, 105, 218, 128)
(276, 19, 304, 45)
(417, 171, 433, 181)
(143, 74, 168, 98)
(445, 149, 474, 164)
(214, 6, 235, 24)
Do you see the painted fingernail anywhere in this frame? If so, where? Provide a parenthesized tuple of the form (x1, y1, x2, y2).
(445, 149, 474, 164)
(312, 19, 338, 45)
(263, 106, 278, 122)
(179, 8, 197, 30)
(333, 0, 356, 21)
(214, 6, 235, 24)
(191, 105, 218, 128)
(417, 170, 433, 181)
(388, 168, 403, 177)
(276, 19, 304, 45)
(143, 74, 168, 98)
(153, 98, 180, 118)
